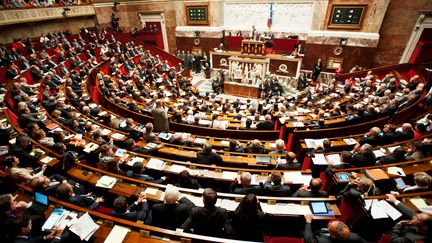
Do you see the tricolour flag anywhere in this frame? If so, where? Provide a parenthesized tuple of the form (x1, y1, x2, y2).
(267, 2, 273, 29)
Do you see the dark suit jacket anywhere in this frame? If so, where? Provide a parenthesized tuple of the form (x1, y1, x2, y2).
(67, 195, 99, 210)
(394, 130, 414, 142)
(277, 162, 302, 170)
(181, 206, 233, 237)
(391, 202, 431, 243)
(292, 190, 329, 198)
(8, 144, 41, 168)
(151, 197, 195, 230)
(304, 223, 368, 243)
(196, 151, 222, 165)
(260, 179, 290, 196)
(351, 152, 376, 167)
(112, 201, 150, 222)
(256, 121, 274, 130)
(230, 184, 262, 195)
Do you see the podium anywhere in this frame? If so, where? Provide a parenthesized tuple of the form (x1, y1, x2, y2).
(241, 40, 266, 55)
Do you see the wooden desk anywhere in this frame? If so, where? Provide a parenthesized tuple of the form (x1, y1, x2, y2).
(224, 82, 259, 98)
(241, 40, 266, 55)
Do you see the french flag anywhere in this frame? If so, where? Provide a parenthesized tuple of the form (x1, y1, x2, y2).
(267, 2, 273, 29)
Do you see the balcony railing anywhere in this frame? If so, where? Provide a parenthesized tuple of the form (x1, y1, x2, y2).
(0, 4, 95, 26)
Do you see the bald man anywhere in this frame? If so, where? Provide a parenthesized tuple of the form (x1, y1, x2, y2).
(304, 214, 368, 243)
(277, 152, 301, 170)
(394, 123, 414, 141)
(292, 178, 328, 198)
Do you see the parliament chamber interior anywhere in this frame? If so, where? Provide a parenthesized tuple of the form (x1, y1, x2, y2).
(0, 0, 432, 242)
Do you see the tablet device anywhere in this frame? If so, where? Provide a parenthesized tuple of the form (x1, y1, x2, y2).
(337, 173, 350, 182)
(310, 202, 329, 214)
(35, 192, 48, 206)
(394, 178, 406, 188)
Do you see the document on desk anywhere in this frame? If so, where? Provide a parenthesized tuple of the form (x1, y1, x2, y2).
(221, 171, 238, 180)
(410, 198, 428, 210)
(219, 199, 239, 211)
(40, 156, 54, 164)
(326, 154, 342, 165)
(114, 148, 125, 158)
(104, 225, 130, 243)
(69, 212, 100, 241)
(373, 149, 386, 158)
(144, 187, 159, 196)
(376, 200, 402, 220)
(96, 176, 117, 189)
(387, 166, 406, 177)
(111, 133, 125, 140)
(312, 154, 328, 165)
(220, 140, 230, 146)
(387, 146, 401, 153)
(127, 157, 144, 166)
(146, 158, 166, 170)
(182, 194, 203, 207)
(170, 164, 187, 174)
(370, 200, 389, 219)
(283, 172, 312, 185)
(296, 205, 312, 215)
(42, 208, 69, 232)
(274, 204, 298, 215)
(343, 138, 358, 145)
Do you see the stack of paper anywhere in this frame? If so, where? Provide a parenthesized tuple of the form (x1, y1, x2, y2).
(194, 138, 207, 144)
(111, 133, 125, 140)
(104, 225, 130, 243)
(326, 154, 342, 165)
(69, 213, 100, 241)
(146, 158, 165, 170)
(83, 143, 99, 153)
(40, 156, 54, 164)
(42, 208, 69, 231)
(343, 138, 358, 145)
(221, 171, 238, 180)
(387, 167, 406, 177)
(284, 172, 312, 185)
(368, 200, 402, 220)
(95, 176, 117, 189)
(410, 198, 428, 210)
(312, 154, 328, 165)
(127, 157, 144, 166)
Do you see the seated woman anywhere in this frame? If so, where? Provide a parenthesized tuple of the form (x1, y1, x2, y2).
(231, 194, 265, 242)
(4, 156, 47, 184)
(32, 129, 55, 147)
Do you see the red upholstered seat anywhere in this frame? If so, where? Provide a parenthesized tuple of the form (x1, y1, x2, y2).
(301, 156, 311, 170)
(264, 236, 304, 243)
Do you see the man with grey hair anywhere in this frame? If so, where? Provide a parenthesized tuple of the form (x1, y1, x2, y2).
(351, 143, 376, 167)
(230, 172, 262, 194)
(269, 139, 288, 155)
(151, 185, 195, 230)
(151, 100, 169, 132)
(358, 126, 382, 146)
(256, 114, 274, 130)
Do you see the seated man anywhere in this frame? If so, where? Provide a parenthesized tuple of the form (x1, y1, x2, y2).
(338, 178, 381, 205)
(151, 185, 195, 230)
(351, 143, 376, 167)
(358, 127, 382, 146)
(260, 171, 290, 196)
(292, 178, 328, 197)
(304, 214, 368, 243)
(181, 188, 232, 237)
(256, 114, 274, 130)
(196, 143, 222, 165)
(277, 152, 301, 170)
(112, 192, 150, 222)
(386, 194, 431, 243)
(56, 182, 105, 211)
(246, 139, 266, 154)
(230, 172, 262, 195)
(269, 139, 288, 155)
(225, 139, 245, 153)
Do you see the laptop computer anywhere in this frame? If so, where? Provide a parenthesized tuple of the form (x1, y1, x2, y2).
(32, 192, 49, 211)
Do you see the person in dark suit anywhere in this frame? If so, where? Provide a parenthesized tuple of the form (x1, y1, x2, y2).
(112, 193, 150, 222)
(358, 127, 382, 146)
(378, 147, 406, 165)
(230, 172, 262, 195)
(231, 194, 265, 242)
(260, 171, 290, 196)
(7, 214, 66, 243)
(246, 139, 266, 154)
(394, 123, 414, 142)
(196, 143, 222, 165)
(256, 114, 274, 130)
(304, 214, 368, 243)
(151, 185, 195, 230)
(311, 59, 323, 83)
(386, 194, 431, 243)
(292, 178, 329, 197)
(338, 178, 381, 206)
(350, 144, 376, 167)
(8, 135, 43, 168)
(56, 182, 105, 211)
(181, 188, 232, 237)
(174, 170, 201, 190)
(277, 152, 302, 170)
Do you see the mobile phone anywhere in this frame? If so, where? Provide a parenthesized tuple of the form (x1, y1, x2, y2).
(395, 178, 406, 188)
